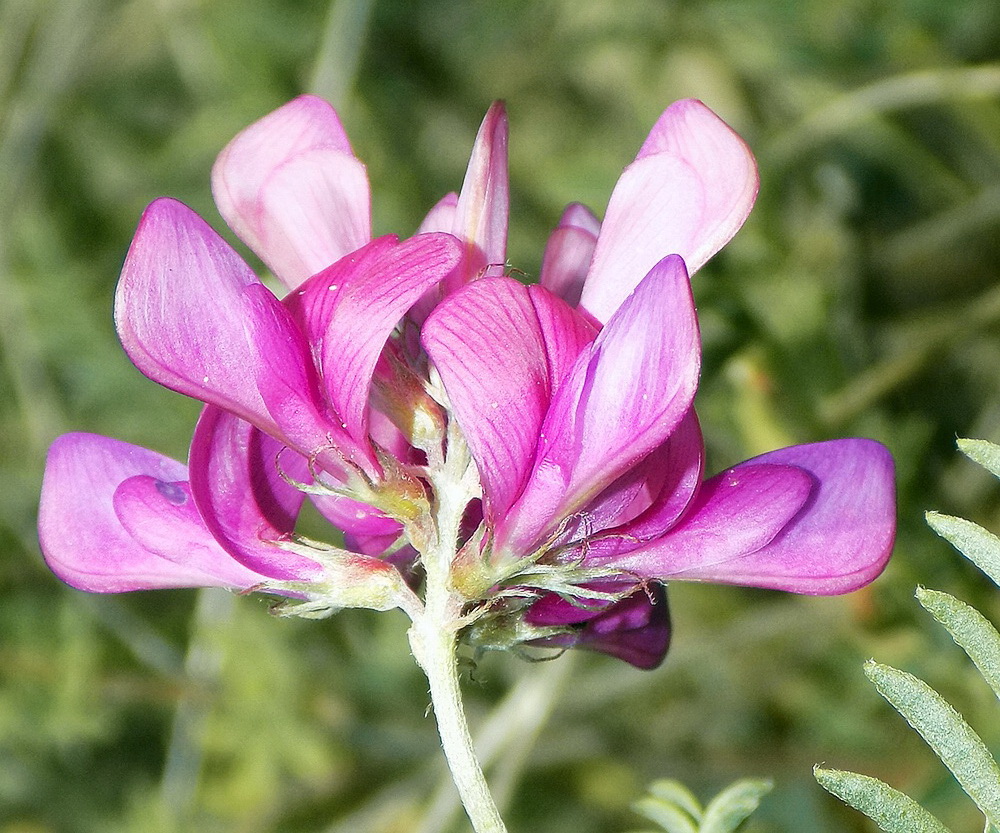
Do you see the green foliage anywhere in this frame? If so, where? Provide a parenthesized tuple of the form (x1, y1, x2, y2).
(814, 769, 953, 833)
(926, 511, 1000, 587)
(629, 778, 772, 833)
(865, 661, 1000, 829)
(817, 438, 1000, 833)
(917, 588, 1000, 701)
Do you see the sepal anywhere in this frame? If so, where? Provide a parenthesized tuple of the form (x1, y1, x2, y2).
(265, 538, 420, 618)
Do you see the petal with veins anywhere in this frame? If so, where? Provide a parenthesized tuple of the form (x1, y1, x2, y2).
(499, 255, 700, 552)
(423, 277, 553, 521)
(649, 439, 895, 593)
(115, 198, 358, 469)
(39, 433, 264, 592)
(423, 278, 593, 523)
(189, 407, 322, 581)
(288, 234, 462, 448)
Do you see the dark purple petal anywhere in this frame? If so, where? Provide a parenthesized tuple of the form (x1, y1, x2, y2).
(526, 584, 670, 669)
(39, 433, 265, 592)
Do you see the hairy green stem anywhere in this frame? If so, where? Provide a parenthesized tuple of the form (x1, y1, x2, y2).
(406, 412, 507, 833)
(410, 611, 508, 833)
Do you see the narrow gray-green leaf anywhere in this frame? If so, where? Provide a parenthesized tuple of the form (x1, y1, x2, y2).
(958, 438, 1000, 481)
(865, 661, 1000, 828)
(632, 797, 699, 833)
(700, 779, 772, 833)
(648, 780, 703, 820)
(925, 512, 1000, 587)
(814, 767, 953, 833)
(916, 587, 1000, 701)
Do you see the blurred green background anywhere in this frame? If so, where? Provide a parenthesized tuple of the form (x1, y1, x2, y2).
(2, 0, 1000, 830)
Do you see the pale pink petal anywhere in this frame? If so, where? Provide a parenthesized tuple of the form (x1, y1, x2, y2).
(39, 433, 264, 592)
(498, 255, 700, 553)
(285, 233, 460, 449)
(449, 101, 509, 287)
(417, 192, 459, 234)
(647, 439, 895, 593)
(212, 95, 371, 289)
(579, 100, 758, 324)
(188, 407, 322, 581)
(115, 199, 361, 471)
(539, 203, 600, 306)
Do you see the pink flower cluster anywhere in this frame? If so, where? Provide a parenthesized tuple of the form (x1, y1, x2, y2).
(39, 97, 895, 668)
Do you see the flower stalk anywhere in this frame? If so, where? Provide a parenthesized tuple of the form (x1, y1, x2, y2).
(409, 610, 508, 833)
(405, 408, 507, 833)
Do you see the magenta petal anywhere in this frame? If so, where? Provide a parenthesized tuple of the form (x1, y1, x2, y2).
(189, 407, 322, 581)
(113, 476, 269, 588)
(579, 100, 758, 324)
(309, 492, 402, 542)
(603, 463, 813, 573)
(527, 283, 597, 393)
(582, 409, 704, 538)
(289, 234, 461, 448)
(499, 255, 700, 552)
(115, 199, 349, 464)
(450, 101, 509, 286)
(39, 433, 264, 592)
(422, 277, 554, 520)
(539, 203, 600, 307)
(212, 95, 371, 289)
(652, 439, 895, 593)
